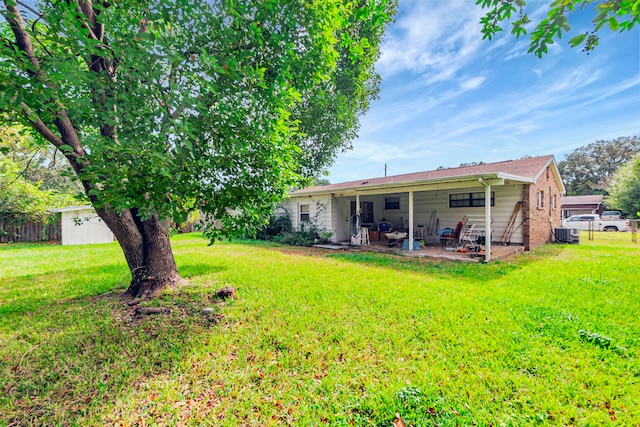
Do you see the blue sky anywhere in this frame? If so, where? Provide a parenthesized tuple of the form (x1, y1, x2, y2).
(326, 0, 640, 184)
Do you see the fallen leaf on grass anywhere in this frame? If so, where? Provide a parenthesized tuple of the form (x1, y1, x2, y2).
(392, 412, 407, 427)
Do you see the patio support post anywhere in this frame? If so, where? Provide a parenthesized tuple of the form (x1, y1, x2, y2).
(355, 194, 360, 246)
(483, 181, 492, 262)
(409, 190, 414, 251)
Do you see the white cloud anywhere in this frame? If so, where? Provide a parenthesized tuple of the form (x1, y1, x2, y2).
(327, 0, 640, 183)
(377, 0, 486, 82)
(459, 76, 486, 91)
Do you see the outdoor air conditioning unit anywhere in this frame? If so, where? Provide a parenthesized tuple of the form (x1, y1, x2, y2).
(555, 228, 580, 244)
(555, 228, 569, 243)
(568, 228, 580, 243)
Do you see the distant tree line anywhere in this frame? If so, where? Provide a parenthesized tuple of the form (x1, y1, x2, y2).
(559, 136, 639, 217)
(558, 136, 639, 196)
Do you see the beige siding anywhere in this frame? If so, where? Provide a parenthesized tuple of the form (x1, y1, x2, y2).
(484, 186, 524, 244)
(278, 199, 297, 227)
(366, 186, 524, 244)
(284, 196, 333, 236)
(284, 184, 535, 245)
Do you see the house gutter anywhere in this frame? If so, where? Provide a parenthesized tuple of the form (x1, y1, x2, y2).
(292, 172, 531, 197)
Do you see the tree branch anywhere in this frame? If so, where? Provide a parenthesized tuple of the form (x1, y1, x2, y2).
(20, 103, 64, 148)
(15, 0, 42, 20)
(5, 2, 87, 162)
(73, 0, 103, 41)
(4, 2, 43, 78)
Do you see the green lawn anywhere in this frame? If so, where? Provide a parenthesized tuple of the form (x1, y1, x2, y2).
(1, 233, 639, 426)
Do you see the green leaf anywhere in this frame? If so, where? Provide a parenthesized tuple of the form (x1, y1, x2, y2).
(608, 17, 620, 31)
(568, 33, 587, 47)
(59, 145, 74, 154)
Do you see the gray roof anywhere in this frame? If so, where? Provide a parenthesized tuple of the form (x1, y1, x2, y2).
(560, 195, 604, 207)
(293, 155, 562, 196)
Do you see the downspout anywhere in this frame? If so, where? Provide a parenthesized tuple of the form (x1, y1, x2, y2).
(479, 178, 492, 262)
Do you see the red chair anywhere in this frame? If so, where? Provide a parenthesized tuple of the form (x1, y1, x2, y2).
(441, 221, 464, 248)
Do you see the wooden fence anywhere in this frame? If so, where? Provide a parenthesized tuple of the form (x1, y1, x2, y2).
(0, 216, 61, 243)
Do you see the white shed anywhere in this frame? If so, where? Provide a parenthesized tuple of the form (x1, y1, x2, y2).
(49, 205, 116, 246)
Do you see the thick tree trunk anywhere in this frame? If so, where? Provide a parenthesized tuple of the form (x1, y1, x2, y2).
(97, 208, 183, 299)
(5, 2, 182, 300)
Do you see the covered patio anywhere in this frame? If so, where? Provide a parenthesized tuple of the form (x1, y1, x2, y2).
(307, 175, 524, 263)
(284, 156, 564, 262)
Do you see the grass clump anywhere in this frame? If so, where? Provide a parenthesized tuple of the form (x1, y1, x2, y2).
(1, 231, 639, 425)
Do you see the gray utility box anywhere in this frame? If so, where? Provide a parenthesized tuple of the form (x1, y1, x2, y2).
(555, 228, 580, 244)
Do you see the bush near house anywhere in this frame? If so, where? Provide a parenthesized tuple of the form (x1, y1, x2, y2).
(255, 211, 293, 241)
(256, 210, 330, 246)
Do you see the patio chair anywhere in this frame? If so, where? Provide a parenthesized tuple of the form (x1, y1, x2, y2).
(459, 223, 476, 248)
(441, 221, 464, 249)
(378, 221, 393, 232)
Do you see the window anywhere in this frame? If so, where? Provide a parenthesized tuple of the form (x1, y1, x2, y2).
(449, 192, 494, 208)
(550, 194, 557, 209)
(300, 204, 310, 222)
(385, 197, 400, 210)
(350, 201, 374, 223)
(536, 191, 544, 208)
(361, 202, 374, 223)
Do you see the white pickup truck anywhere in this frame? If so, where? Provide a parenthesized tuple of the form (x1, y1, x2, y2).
(561, 214, 630, 232)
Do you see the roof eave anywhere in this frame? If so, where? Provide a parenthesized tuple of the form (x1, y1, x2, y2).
(48, 205, 94, 213)
(291, 172, 536, 197)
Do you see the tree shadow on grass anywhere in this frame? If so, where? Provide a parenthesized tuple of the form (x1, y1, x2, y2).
(0, 264, 130, 317)
(0, 278, 230, 426)
(230, 240, 558, 283)
(0, 260, 229, 317)
(322, 251, 519, 283)
(317, 244, 564, 283)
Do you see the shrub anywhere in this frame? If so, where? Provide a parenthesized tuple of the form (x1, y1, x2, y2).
(278, 229, 315, 246)
(256, 212, 292, 241)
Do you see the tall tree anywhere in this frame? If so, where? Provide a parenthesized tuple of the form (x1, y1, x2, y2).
(477, 0, 640, 56)
(558, 137, 640, 195)
(606, 156, 640, 217)
(0, 0, 394, 298)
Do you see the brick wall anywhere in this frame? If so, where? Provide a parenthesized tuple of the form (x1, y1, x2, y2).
(522, 165, 562, 250)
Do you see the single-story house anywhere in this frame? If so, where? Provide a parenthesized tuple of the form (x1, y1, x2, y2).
(48, 205, 116, 246)
(560, 194, 604, 218)
(282, 155, 565, 261)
